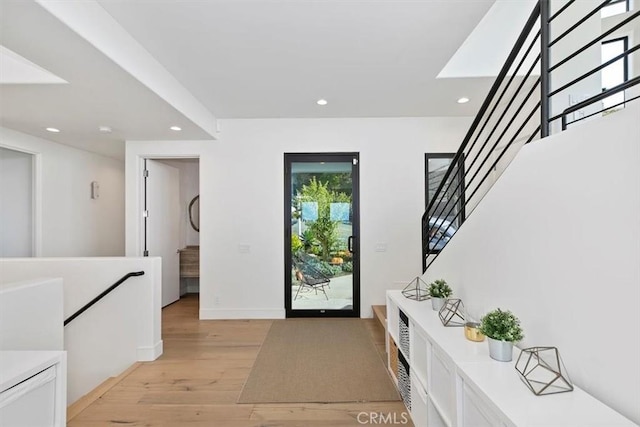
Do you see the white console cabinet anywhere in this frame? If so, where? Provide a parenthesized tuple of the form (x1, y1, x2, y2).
(386, 290, 637, 427)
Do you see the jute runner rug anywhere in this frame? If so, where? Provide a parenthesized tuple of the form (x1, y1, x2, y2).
(238, 318, 400, 403)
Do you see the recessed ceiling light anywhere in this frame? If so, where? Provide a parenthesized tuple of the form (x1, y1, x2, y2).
(45, 127, 60, 133)
(316, 99, 328, 106)
(457, 97, 470, 104)
(170, 126, 182, 131)
(98, 126, 112, 133)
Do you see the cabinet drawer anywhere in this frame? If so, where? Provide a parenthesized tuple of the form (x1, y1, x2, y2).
(428, 345, 455, 425)
(411, 373, 428, 427)
(410, 322, 428, 386)
(427, 397, 449, 427)
(461, 381, 505, 427)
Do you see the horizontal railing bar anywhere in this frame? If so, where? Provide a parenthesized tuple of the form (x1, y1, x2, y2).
(424, 90, 541, 257)
(421, 1, 541, 234)
(563, 75, 640, 115)
(467, 103, 541, 207)
(550, 75, 640, 123)
(461, 60, 541, 189)
(548, 0, 609, 48)
(549, 9, 640, 73)
(430, 52, 541, 225)
(564, 93, 640, 129)
(462, 31, 541, 174)
(426, 103, 541, 260)
(549, 44, 640, 97)
(524, 125, 542, 144)
(548, 0, 576, 23)
(64, 271, 145, 326)
(425, 0, 640, 271)
(460, 85, 541, 209)
(428, 49, 542, 225)
(425, 82, 541, 255)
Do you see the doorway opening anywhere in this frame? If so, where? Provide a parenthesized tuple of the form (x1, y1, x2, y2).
(284, 153, 360, 318)
(143, 158, 200, 308)
(0, 146, 35, 257)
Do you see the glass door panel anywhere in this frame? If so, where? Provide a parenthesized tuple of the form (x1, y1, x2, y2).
(285, 153, 359, 317)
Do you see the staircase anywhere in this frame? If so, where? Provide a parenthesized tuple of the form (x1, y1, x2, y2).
(422, 0, 640, 272)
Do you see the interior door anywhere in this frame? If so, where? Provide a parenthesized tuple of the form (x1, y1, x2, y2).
(145, 159, 180, 307)
(284, 153, 360, 317)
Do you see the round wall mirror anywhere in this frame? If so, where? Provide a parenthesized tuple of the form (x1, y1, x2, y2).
(189, 195, 199, 232)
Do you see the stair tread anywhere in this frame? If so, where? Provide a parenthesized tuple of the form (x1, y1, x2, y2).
(372, 305, 386, 329)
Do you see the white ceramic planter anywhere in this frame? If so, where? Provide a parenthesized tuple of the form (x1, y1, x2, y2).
(431, 297, 445, 311)
(487, 337, 514, 362)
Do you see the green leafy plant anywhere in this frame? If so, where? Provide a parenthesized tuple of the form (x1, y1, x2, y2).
(301, 229, 317, 251)
(310, 217, 338, 261)
(341, 261, 353, 273)
(314, 261, 341, 277)
(480, 309, 524, 342)
(428, 279, 452, 298)
(291, 234, 303, 253)
(297, 177, 352, 261)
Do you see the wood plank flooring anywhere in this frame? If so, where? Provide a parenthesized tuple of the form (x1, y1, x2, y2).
(69, 295, 412, 426)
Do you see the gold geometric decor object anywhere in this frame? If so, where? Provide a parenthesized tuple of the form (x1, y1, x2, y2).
(401, 276, 431, 301)
(515, 346, 574, 396)
(438, 298, 465, 327)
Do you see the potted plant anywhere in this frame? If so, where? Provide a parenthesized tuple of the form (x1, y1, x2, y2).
(428, 279, 452, 311)
(479, 308, 524, 362)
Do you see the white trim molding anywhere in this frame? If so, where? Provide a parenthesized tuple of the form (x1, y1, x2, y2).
(137, 340, 163, 361)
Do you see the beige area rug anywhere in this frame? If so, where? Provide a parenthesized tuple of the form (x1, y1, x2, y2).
(238, 318, 400, 403)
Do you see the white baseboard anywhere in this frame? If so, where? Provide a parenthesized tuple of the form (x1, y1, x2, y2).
(137, 340, 163, 361)
(200, 308, 285, 319)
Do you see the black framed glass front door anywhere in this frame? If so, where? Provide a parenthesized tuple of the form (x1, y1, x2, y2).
(284, 153, 360, 317)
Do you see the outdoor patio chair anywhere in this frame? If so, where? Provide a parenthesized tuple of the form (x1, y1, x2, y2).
(293, 254, 331, 300)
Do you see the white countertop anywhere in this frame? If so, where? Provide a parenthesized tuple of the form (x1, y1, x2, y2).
(0, 351, 66, 392)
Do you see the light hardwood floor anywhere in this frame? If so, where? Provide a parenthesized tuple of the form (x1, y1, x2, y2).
(69, 295, 412, 426)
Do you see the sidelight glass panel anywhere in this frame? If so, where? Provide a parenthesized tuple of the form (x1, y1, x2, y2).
(425, 154, 465, 253)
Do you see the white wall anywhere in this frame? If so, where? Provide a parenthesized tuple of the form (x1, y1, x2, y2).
(126, 117, 471, 319)
(0, 146, 33, 256)
(0, 278, 63, 350)
(422, 103, 640, 424)
(0, 257, 162, 404)
(0, 127, 125, 257)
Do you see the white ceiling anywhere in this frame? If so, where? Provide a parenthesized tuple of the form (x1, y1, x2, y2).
(0, 0, 517, 159)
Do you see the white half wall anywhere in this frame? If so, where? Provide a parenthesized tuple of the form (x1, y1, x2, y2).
(126, 117, 471, 319)
(0, 278, 63, 351)
(0, 257, 162, 404)
(422, 103, 640, 424)
(0, 127, 125, 257)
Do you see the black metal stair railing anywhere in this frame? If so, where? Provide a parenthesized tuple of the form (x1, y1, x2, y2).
(422, 0, 640, 272)
(63, 271, 145, 326)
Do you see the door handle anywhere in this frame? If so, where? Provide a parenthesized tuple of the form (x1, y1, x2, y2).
(348, 236, 355, 253)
